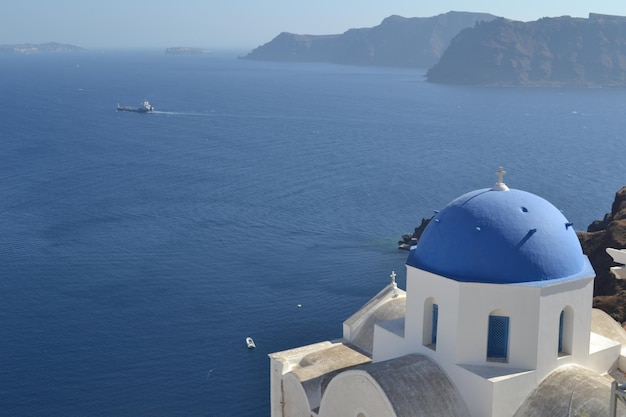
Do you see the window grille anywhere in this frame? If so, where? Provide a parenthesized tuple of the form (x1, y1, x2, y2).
(558, 310, 564, 353)
(487, 315, 509, 359)
(431, 304, 439, 345)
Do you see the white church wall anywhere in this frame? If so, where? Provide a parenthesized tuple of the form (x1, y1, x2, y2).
(269, 342, 334, 417)
(490, 370, 538, 417)
(450, 366, 495, 417)
(404, 267, 461, 360)
(269, 356, 285, 417)
(430, 281, 462, 361)
(394, 263, 599, 417)
(282, 373, 314, 417)
(447, 364, 540, 417)
(587, 332, 621, 373)
(456, 283, 540, 369)
(403, 266, 424, 345)
(535, 277, 595, 379)
(372, 318, 408, 363)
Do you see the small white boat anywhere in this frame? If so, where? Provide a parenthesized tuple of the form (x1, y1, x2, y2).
(246, 337, 256, 349)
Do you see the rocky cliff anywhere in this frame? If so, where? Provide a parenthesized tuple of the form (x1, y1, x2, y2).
(427, 13, 626, 86)
(242, 11, 497, 69)
(578, 187, 626, 322)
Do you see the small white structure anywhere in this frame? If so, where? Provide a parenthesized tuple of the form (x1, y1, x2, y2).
(269, 169, 626, 417)
(607, 248, 626, 279)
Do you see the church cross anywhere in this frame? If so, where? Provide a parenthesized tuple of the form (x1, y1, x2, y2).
(496, 167, 506, 184)
(390, 271, 396, 284)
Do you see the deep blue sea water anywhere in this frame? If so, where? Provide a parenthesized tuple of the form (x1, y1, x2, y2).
(0, 50, 624, 417)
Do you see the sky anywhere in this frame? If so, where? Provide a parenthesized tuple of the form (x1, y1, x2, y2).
(2, 1, 626, 50)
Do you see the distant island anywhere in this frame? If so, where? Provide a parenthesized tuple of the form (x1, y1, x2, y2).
(242, 11, 497, 69)
(165, 47, 209, 55)
(427, 13, 626, 86)
(244, 10, 626, 87)
(0, 42, 83, 54)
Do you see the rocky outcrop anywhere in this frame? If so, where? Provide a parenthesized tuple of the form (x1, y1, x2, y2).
(399, 217, 432, 250)
(578, 187, 626, 322)
(0, 42, 83, 53)
(242, 11, 497, 69)
(427, 13, 626, 86)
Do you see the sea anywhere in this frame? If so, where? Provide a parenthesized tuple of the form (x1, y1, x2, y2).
(0, 49, 624, 417)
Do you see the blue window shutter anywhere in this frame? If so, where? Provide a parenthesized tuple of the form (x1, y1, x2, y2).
(487, 315, 509, 359)
(432, 304, 439, 345)
(558, 311, 564, 352)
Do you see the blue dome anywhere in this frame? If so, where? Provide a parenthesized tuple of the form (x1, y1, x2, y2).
(406, 188, 587, 284)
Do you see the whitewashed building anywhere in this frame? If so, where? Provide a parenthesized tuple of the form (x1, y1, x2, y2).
(269, 169, 626, 417)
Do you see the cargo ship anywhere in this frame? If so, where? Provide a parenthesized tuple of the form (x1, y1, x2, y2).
(116, 100, 154, 113)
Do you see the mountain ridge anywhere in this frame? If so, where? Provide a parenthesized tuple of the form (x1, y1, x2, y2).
(427, 13, 626, 86)
(242, 11, 498, 69)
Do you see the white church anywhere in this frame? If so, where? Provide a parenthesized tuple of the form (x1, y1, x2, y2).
(269, 168, 626, 417)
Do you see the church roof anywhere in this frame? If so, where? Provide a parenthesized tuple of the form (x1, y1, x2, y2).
(407, 175, 591, 284)
(320, 354, 471, 417)
(343, 280, 406, 354)
(513, 364, 626, 417)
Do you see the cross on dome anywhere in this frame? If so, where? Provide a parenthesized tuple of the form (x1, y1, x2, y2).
(492, 166, 510, 191)
(390, 271, 396, 284)
(496, 167, 506, 183)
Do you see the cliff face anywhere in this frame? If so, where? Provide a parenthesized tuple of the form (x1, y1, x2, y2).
(242, 11, 497, 69)
(427, 14, 626, 86)
(578, 187, 626, 322)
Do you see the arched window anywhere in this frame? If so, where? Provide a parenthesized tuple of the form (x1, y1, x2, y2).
(422, 298, 438, 350)
(487, 310, 510, 361)
(559, 306, 574, 356)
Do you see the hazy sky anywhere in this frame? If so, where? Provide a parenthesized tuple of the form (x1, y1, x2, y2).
(2, 1, 626, 50)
